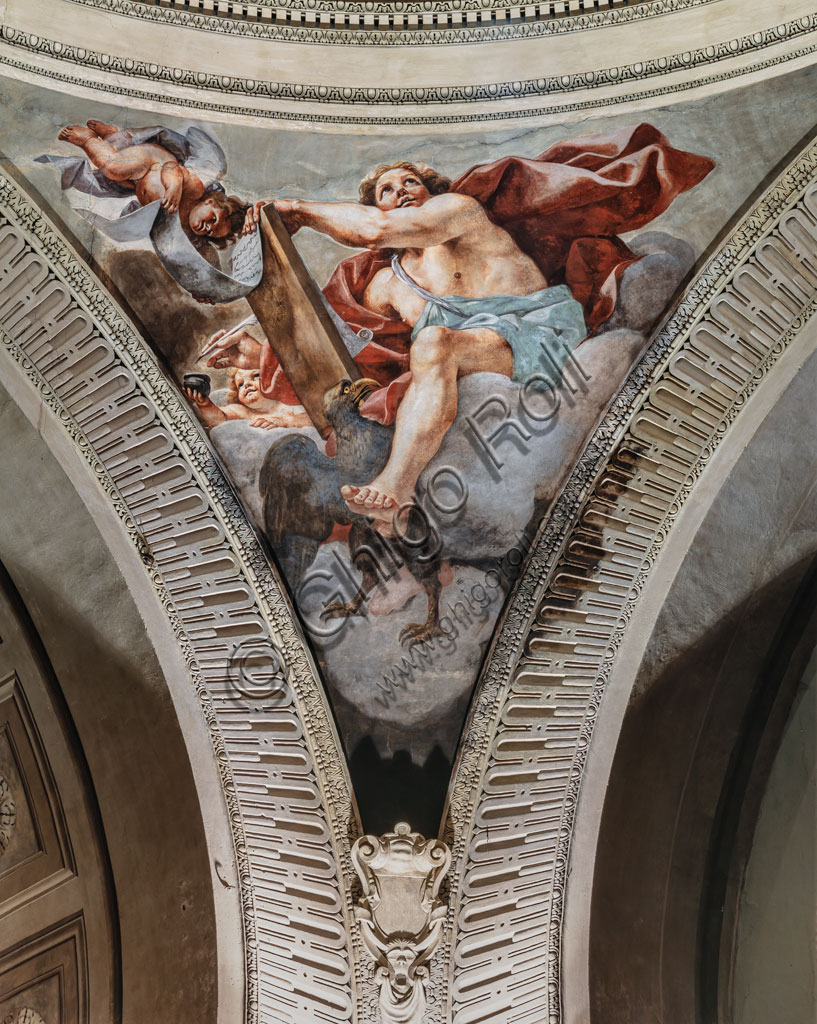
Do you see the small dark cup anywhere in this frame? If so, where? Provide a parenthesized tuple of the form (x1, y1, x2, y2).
(184, 373, 211, 399)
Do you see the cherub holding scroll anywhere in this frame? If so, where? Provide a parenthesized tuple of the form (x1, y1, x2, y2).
(49, 120, 248, 248)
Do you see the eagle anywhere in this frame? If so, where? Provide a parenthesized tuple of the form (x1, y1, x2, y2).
(259, 378, 445, 647)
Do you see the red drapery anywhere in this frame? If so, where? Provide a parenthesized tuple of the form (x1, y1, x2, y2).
(260, 123, 714, 417)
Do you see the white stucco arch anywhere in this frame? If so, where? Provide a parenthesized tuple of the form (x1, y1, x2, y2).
(0, 5, 814, 1017)
(560, 312, 817, 1024)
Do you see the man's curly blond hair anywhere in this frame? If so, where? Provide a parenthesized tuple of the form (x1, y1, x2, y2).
(359, 162, 452, 206)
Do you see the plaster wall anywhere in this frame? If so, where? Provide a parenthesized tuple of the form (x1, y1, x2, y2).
(564, 317, 817, 1023)
(733, 650, 817, 1024)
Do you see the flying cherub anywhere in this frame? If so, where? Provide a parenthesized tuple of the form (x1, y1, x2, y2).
(48, 120, 248, 249)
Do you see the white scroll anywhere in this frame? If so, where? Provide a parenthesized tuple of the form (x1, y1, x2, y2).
(79, 201, 263, 303)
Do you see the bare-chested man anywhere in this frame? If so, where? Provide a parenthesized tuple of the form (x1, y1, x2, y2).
(216, 161, 587, 530)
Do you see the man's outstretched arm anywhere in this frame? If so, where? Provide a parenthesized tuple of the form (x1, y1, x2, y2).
(243, 193, 481, 249)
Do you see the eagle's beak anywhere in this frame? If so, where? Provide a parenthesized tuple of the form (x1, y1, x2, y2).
(348, 378, 380, 406)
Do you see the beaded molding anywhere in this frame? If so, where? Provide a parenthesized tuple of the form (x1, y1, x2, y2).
(1, 25, 816, 126)
(3, 14, 816, 104)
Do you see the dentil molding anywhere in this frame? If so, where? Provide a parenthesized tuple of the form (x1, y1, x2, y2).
(3, 12, 817, 105)
(61, 0, 717, 47)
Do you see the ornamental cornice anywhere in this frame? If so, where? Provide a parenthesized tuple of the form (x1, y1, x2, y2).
(2, 38, 816, 128)
(1, 12, 816, 116)
(61, 0, 717, 47)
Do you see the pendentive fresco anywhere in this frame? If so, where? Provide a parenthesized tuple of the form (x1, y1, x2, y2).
(2, 66, 816, 835)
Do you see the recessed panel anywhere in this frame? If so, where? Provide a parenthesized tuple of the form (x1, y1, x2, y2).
(0, 727, 40, 873)
(0, 678, 72, 913)
(0, 918, 85, 1024)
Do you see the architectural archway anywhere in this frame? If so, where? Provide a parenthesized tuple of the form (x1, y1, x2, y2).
(0, 372, 243, 1023)
(0, 3, 814, 1020)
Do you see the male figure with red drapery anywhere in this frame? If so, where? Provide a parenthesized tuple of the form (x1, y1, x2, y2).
(209, 123, 713, 529)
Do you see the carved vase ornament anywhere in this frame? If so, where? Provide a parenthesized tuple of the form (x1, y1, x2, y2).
(352, 823, 451, 1024)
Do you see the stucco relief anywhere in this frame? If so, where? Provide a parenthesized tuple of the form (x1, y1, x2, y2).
(60, 0, 718, 46)
(0, 775, 15, 856)
(3, 4, 817, 134)
(3, 12, 817, 112)
(1, 1011, 46, 1024)
(352, 823, 451, 1024)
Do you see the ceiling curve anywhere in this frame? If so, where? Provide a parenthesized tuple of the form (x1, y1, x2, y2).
(0, 4, 815, 1022)
(52, 0, 719, 46)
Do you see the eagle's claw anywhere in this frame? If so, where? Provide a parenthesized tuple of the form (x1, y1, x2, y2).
(399, 622, 446, 648)
(320, 599, 365, 621)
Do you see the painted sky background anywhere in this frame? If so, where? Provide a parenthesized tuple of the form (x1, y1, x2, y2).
(2, 62, 817, 289)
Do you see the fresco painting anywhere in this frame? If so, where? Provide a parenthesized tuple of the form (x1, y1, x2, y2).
(6, 68, 817, 831)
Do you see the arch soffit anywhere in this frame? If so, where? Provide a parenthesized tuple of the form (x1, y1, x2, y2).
(0, 76, 814, 1024)
(0, 172, 359, 1023)
(558, 331, 817, 1024)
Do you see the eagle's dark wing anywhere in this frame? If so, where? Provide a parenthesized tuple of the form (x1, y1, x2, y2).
(335, 419, 394, 481)
(259, 435, 340, 588)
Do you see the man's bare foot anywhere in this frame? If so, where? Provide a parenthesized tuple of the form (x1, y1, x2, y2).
(86, 119, 119, 138)
(58, 125, 96, 146)
(341, 483, 403, 536)
(342, 479, 407, 512)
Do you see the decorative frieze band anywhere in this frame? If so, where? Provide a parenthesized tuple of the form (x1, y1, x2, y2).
(446, 132, 817, 1023)
(0, 174, 359, 1024)
(63, 0, 716, 47)
(2, 30, 816, 126)
(4, 14, 817, 103)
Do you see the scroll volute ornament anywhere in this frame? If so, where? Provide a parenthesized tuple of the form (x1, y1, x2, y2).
(352, 822, 451, 1024)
